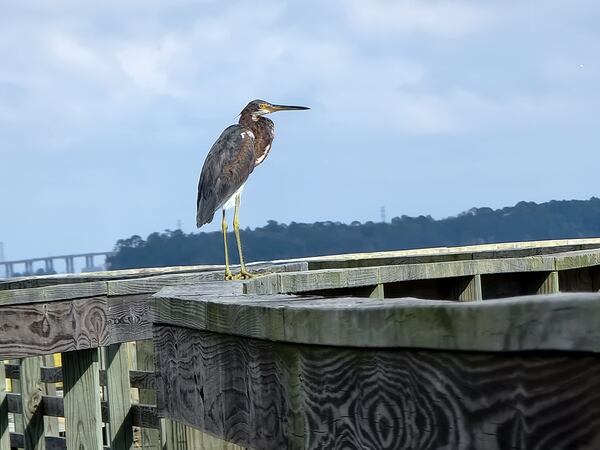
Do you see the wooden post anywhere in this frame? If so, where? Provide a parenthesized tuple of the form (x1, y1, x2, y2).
(20, 357, 45, 450)
(106, 343, 133, 450)
(42, 354, 59, 439)
(136, 340, 159, 450)
(160, 419, 244, 450)
(538, 271, 559, 294)
(160, 419, 187, 450)
(62, 349, 103, 450)
(0, 362, 9, 450)
(369, 284, 385, 299)
(457, 274, 482, 302)
(9, 359, 23, 433)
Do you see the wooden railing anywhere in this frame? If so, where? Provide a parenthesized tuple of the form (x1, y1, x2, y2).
(1, 238, 600, 449)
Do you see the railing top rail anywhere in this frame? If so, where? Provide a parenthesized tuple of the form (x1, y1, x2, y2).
(153, 287, 600, 353)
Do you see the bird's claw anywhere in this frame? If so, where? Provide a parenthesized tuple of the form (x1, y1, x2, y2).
(234, 270, 253, 280)
(224, 271, 235, 281)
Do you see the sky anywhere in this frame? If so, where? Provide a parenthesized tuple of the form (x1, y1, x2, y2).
(1, 0, 599, 261)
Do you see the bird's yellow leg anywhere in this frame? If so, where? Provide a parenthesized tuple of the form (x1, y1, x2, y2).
(221, 210, 234, 280)
(233, 194, 253, 279)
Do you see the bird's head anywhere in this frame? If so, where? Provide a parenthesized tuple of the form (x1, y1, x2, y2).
(241, 99, 310, 120)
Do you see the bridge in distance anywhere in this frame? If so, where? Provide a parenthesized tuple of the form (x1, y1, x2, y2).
(0, 251, 113, 278)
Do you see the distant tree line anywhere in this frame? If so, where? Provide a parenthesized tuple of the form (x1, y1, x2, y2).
(107, 197, 600, 270)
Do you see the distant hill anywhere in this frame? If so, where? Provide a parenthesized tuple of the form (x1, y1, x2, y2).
(107, 197, 600, 270)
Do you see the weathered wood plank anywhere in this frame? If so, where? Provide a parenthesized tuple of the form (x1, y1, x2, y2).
(160, 419, 244, 450)
(247, 256, 557, 295)
(136, 340, 160, 450)
(455, 274, 482, 301)
(7, 394, 159, 430)
(303, 238, 600, 269)
(0, 297, 109, 359)
(20, 357, 45, 450)
(0, 281, 107, 305)
(128, 370, 155, 390)
(0, 261, 306, 291)
(369, 284, 384, 299)
(554, 250, 600, 271)
(480, 271, 552, 299)
(537, 271, 559, 294)
(152, 290, 600, 352)
(0, 362, 9, 450)
(42, 354, 60, 439)
(8, 359, 23, 433)
(108, 294, 153, 344)
(9, 433, 70, 450)
(62, 349, 103, 450)
(106, 263, 299, 297)
(155, 327, 600, 450)
(559, 266, 600, 292)
(106, 343, 133, 450)
(8, 365, 155, 390)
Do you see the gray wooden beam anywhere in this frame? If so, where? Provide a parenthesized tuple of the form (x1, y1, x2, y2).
(135, 340, 160, 450)
(537, 271, 559, 294)
(19, 357, 45, 450)
(106, 343, 133, 450)
(0, 361, 9, 450)
(0, 297, 109, 359)
(153, 290, 600, 352)
(154, 326, 600, 450)
(62, 349, 103, 450)
(456, 274, 482, 302)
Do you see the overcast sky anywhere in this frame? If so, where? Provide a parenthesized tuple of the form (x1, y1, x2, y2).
(1, 0, 599, 261)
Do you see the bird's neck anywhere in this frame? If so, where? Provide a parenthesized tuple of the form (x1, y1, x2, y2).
(239, 112, 261, 130)
(239, 113, 275, 166)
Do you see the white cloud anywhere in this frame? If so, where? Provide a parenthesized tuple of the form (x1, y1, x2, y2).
(117, 36, 189, 96)
(343, 0, 491, 37)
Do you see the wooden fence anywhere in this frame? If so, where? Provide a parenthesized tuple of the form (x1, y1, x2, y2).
(1, 238, 600, 449)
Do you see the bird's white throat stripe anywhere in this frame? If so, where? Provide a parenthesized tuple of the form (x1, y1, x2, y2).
(222, 183, 245, 211)
(256, 144, 271, 165)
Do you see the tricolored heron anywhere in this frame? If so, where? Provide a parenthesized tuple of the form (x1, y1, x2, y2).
(196, 99, 309, 280)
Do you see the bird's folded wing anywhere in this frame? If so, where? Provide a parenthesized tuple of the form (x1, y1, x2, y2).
(196, 124, 256, 226)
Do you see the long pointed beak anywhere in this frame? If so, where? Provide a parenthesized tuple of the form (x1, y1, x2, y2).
(269, 104, 310, 112)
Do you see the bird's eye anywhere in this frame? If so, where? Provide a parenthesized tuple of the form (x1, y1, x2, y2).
(259, 103, 268, 109)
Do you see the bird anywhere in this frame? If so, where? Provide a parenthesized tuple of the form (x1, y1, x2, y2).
(196, 99, 309, 280)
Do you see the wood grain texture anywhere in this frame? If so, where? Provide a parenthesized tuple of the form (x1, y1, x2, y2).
(135, 340, 160, 450)
(8, 365, 155, 390)
(107, 294, 153, 344)
(0, 362, 9, 450)
(20, 357, 45, 450)
(160, 419, 245, 450)
(456, 274, 482, 302)
(106, 265, 290, 297)
(247, 256, 558, 295)
(559, 266, 600, 292)
(9, 433, 70, 450)
(42, 354, 60, 439)
(152, 291, 600, 352)
(106, 343, 133, 450)
(0, 297, 109, 359)
(301, 238, 600, 270)
(7, 394, 159, 430)
(155, 327, 600, 450)
(537, 271, 559, 294)
(0, 281, 107, 306)
(62, 348, 103, 450)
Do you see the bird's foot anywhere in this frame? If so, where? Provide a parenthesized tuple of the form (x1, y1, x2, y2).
(224, 270, 235, 281)
(234, 269, 254, 280)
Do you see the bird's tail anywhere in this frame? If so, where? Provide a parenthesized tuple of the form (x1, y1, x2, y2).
(196, 194, 216, 228)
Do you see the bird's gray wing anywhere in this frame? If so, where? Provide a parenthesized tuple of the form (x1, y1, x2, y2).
(196, 124, 256, 227)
